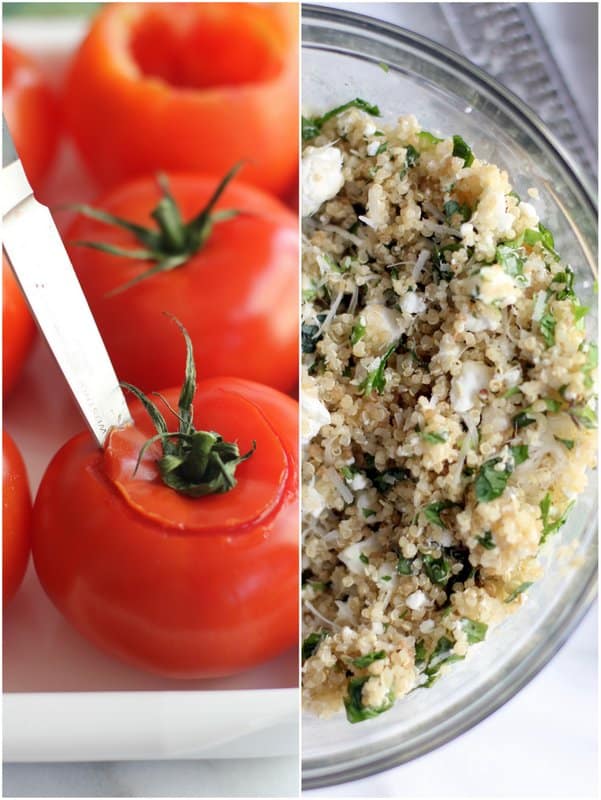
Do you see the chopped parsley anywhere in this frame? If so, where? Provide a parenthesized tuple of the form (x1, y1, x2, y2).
(359, 340, 398, 395)
(302, 98, 380, 141)
(511, 444, 529, 466)
(513, 411, 536, 430)
(302, 631, 328, 661)
(420, 430, 448, 444)
(452, 135, 474, 167)
(378, 61, 389, 73)
(397, 556, 413, 575)
(539, 493, 575, 545)
(344, 676, 395, 723)
(405, 144, 420, 167)
(361, 508, 376, 519)
(523, 222, 559, 259)
(443, 200, 471, 223)
(496, 243, 524, 277)
(475, 457, 512, 503)
(477, 530, 496, 550)
(539, 312, 556, 347)
(351, 319, 366, 345)
(422, 554, 451, 584)
(352, 650, 386, 668)
(421, 636, 465, 687)
(557, 438, 575, 450)
(359, 552, 369, 564)
(461, 618, 488, 644)
(418, 130, 443, 146)
(570, 404, 597, 429)
(505, 582, 533, 603)
(423, 500, 457, 528)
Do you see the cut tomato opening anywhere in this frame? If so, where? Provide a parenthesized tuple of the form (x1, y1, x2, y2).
(129, 6, 284, 91)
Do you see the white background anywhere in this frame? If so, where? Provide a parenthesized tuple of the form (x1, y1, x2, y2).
(3, 2, 598, 798)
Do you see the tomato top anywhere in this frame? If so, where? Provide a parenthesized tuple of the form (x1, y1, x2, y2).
(105, 383, 291, 532)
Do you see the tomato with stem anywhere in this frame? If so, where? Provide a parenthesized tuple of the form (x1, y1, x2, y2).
(66, 168, 298, 394)
(32, 320, 298, 678)
(64, 2, 298, 196)
(3, 431, 31, 605)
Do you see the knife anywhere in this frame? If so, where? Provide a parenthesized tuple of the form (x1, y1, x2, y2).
(2, 116, 132, 446)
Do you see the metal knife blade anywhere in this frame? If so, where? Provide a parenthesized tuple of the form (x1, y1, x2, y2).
(2, 117, 132, 446)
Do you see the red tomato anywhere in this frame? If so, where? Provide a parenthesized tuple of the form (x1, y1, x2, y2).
(3, 255, 36, 397)
(66, 172, 298, 394)
(64, 2, 298, 197)
(32, 378, 298, 678)
(2, 42, 58, 190)
(3, 431, 31, 605)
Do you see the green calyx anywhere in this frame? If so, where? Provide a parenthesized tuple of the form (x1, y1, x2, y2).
(72, 164, 243, 295)
(121, 316, 255, 498)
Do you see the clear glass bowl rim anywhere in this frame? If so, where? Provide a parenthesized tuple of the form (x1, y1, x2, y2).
(302, 3, 598, 789)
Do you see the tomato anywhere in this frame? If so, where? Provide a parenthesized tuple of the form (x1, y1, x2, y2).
(32, 377, 298, 678)
(3, 431, 31, 605)
(64, 2, 298, 197)
(3, 255, 36, 397)
(66, 171, 298, 394)
(3, 42, 58, 191)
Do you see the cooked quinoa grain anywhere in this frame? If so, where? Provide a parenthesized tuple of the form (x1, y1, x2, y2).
(301, 105, 597, 723)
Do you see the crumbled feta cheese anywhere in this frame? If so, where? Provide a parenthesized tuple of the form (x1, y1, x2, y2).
(406, 590, 427, 610)
(349, 472, 369, 491)
(419, 619, 435, 634)
(366, 140, 381, 157)
(302, 145, 344, 217)
(359, 183, 390, 230)
(450, 361, 492, 413)
(477, 263, 520, 307)
(399, 292, 427, 315)
(302, 373, 331, 446)
(363, 304, 403, 352)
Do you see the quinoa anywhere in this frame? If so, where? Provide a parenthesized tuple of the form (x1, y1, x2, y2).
(301, 106, 597, 723)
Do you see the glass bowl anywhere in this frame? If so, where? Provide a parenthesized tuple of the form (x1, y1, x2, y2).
(302, 4, 598, 789)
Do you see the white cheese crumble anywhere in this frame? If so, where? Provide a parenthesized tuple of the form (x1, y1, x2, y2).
(302, 145, 345, 217)
(477, 263, 520, 307)
(302, 372, 331, 447)
(450, 361, 492, 413)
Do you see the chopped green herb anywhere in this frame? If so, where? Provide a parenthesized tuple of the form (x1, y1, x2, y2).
(513, 411, 536, 430)
(557, 438, 575, 450)
(420, 430, 448, 444)
(302, 631, 328, 661)
(475, 457, 511, 503)
(477, 530, 496, 550)
(422, 554, 451, 584)
(452, 135, 474, 167)
(505, 582, 533, 603)
(461, 618, 488, 644)
(422, 636, 464, 687)
(418, 130, 443, 146)
(302, 98, 380, 141)
(414, 639, 427, 666)
(397, 557, 413, 575)
(544, 397, 562, 413)
(508, 190, 521, 204)
(378, 61, 389, 73)
(572, 301, 590, 327)
(552, 267, 575, 300)
(431, 245, 455, 282)
(540, 494, 575, 544)
(511, 444, 529, 466)
(496, 244, 524, 277)
(523, 223, 559, 258)
(375, 142, 388, 156)
(359, 341, 398, 395)
(359, 552, 369, 564)
(351, 320, 366, 345)
(405, 144, 420, 167)
(570, 404, 597, 429)
(539, 312, 556, 347)
(308, 353, 326, 376)
(423, 500, 456, 528)
(352, 650, 386, 668)
(344, 676, 395, 723)
(302, 321, 320, 354)
(582, 343, 598, 390)
(503, 385, 522, 399)
(443, 200, 471, 222)
(368, 465, 411, 493)
(381, 575, 391, 582)
(362, 508, 376, 519)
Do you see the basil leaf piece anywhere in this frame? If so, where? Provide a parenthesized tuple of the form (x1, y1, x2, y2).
(511, 444, 529, 466)
(423, 500, 456, 528)
(422, 554, 451, 584)
(397, 557, 413, 575)
(302, 98, 381, 141)
(359, 341, 398, 395)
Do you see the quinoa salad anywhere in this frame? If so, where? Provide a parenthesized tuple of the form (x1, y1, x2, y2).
(301, 101, 597, 723)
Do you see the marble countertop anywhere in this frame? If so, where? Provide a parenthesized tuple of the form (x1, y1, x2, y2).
(3, 3, 597, 797)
